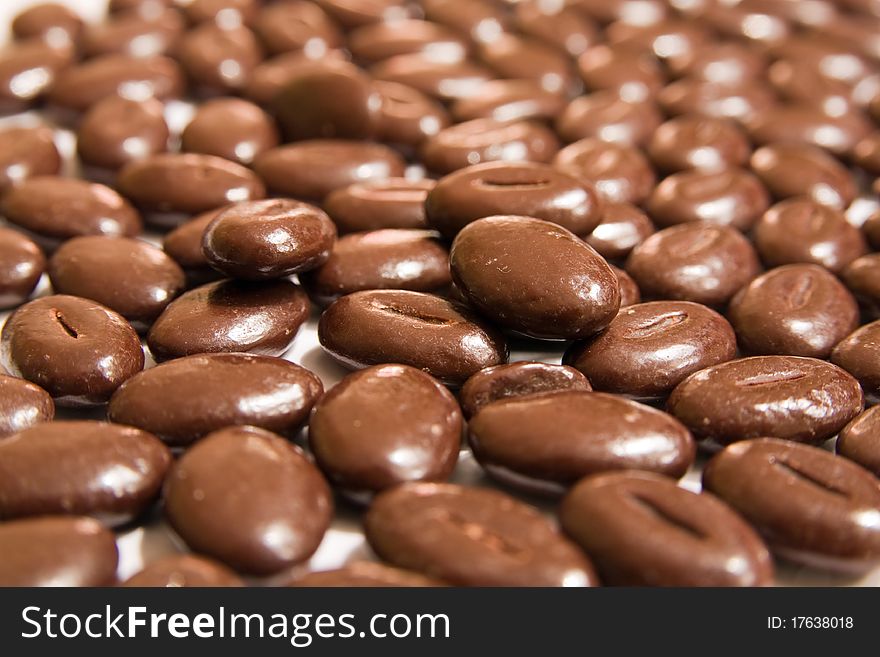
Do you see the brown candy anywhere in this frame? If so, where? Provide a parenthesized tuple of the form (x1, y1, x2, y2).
(0, 374, 54, 438)
(347, 19, 468, 63)
(556, 90, 662, 146)
(585, 202, 654, 262)
(479, 35, 576, 95)
(842, 253, 880, 318)
(647, 115, 751, 173)
(0, 41, 72, 113)
(254, 0, 342, 55)
(837, 406, 880, 478)
(370, 54, 493, 102)
(12, 3, 83, 45)
(450, 79, 566, 124)
(162, 209, 224, 282)
(81, 9, 184, 58)
(374, 80, 450, 147)
(122, 554, 244, 587)
(658, 79, 777, 125)
(831, 320, 880, 400)
(176, 24, 263, 95)
(0, 126, 61, 193)
(577, 43, 664, 97)
(76, 96, 169, 172)
(748, 104, 872, 156)
(750, 143, 857, 209)
(0, 227, 45, 310)
(289, 562, 444, 587)
(181, 97, 278, 165)
(323, 178, 433, 233)
(553, 138, 656, 205)
(513, 0, 598, 57)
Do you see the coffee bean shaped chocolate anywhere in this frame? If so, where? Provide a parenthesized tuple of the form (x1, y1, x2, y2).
(364, 482, 598, 586)
(176, 24, 262, 95)
(468, 391, 695, 493)
(1, 295, 144, 406)
(748, 104, 871, 156)
(450, 216, 620, 340)
(165, 426, 332, 575)
(556, 90, 661, 146)
(162, 208, 224, 283)
(182, 97, 279, 165)
(309, 364, 461, 495)
(324, 178, 433, 233)
(553, 138, 656, 205)
(374, 80, 450, 147)
(658, 79, 777, 125)
(577, 43, 664, 97)
(668, 356, 863, 445)
(585, 202, 654, 262)
(147, 279, 310, 361)
(837, 406, 880, 478)
(81, 9, 184, 58)
(853, 132, 880, 176)
(425, 162, 602, 239)
(370, 54, 493, 103)
(0, 41, 72, 113)
(108, 352, 323, 446)
(0, 126, 60, 193)
(0, 227, 44, 310)
(300, 229, 450, 306)
(12, 3, 83, 44)
(832, 320, 880, 401)
(123, 554, 244, 587)
(560, 471, 774, 586)
(704, 438, 880, 572)
(318, 290, 508, 386)
(0, 420, 170, 526)
(565, 301, 737, 400)
(0, 375, 54, 438)
(480, 35, 577, 95)
(76, 96, 169, 172)
(459, 362, 591, 419)
(843, 253, 880, 318)
(450, 80, 566, 124)
(728, 264, 859, 359)
(289, 562, 445, 587)
(0, 516, 117, 586)
(514, 0, 597, 57)
(648, 115, 751, 173)
(346, 19, 467, 63)
(182, 0, 259, 25)
(255, 0, 342, 55)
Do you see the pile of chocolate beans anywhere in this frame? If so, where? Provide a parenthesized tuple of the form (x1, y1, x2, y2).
(2, 0, 880, 587)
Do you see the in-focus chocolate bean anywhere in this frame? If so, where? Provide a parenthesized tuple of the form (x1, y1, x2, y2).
(1, 295, 144, 407)
(469, 391, 695, 493)
(754, 199, 867, 273)
(450, 216, 620, 340)
(201, 199, 335, 280)
(668, 355, 863, 445)
(323, 178, 433, 233)
(48, 54, 185, 112)
(254, 0, 342, 55)
(162, 208, 224, 283)
(553, 138, 656, 205)
(425, 162, 601, 239)
(147, 279, 310, 361)
(48, 236, 185, 330)
(450, 79, 567, 124)
(842, 253, 880, 318)
(117, 152, 265, 218)
(318, 290, 508, 386)
(81, 9, 184, 58)
(0, 516, 117, 587)
(647, 168, 770, 231)
(176, 24, 263, 95)
(831, 320, 880, 400)
(290, 562, 444, 587)
(309, 364, 461, 495)
(837, 406, 880, 477)
(565, 301, 737, 400)
(459, 362, 591, 420)
(347, 19, 468, 63)
(0, 420, 170, 526)
(370, 54, 493, 102)
(0, 227, 45, 310)
(0, 126, 61, 192)
(123, 554, 244, 587)
(479, 35, 576, 95)
(420, 118, 559, 174)
(704, 438, 880, 572)
(253, 140, 405, 201)
(647, 115, 750, 173)
(374, 80, 450, 147)
(750, 143, 857, 209)
(577, 43, 664, 97)
(164, 426, 332, 575)
(0, 374, 54, 438)
(300, 229, 450, 306)
(0, 41, 72, 113)
(560, 471, 774, 586)
(625, 223, 760, 307)
(728, 264, 859, 359)
(556, 90, 662, 146)
(181, 97, 278, 165)
(76, 96, 169, 172)
(108, 352, 323, 446)
(12, 3, 83, 45)
(1, 176, 141, 250)
(364, 482, 598, 587)
(585, 202, 654, 262)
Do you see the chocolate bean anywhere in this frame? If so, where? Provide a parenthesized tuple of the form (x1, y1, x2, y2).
(364, 482, 598, 586)
(647, 168, 770, 231)
(421, 118, 559, 174)
(560, 471, 774, 586)
(254, 0, 342, 55)
(513, 0, 598, 57)
(647, 115, 750, 173)
(1, 295, 144, 406)
(728, 264, 859, 359)
(122, 554, 244, 587)
(164, 425, 332, 575)
(0, 374, 54, 438)
(450, 79, 566, 123)
(565, 301, 737, 400)
(183, 0, 259, 25)
(842, 253, 880, 318)
(309, 364, 461, 495)
(479, 35, 576, 95)
(300, 229, 450, 306)
(425, 162, 601, 239)
(0, 227, 45, 310)
(607, 18, 710, 63)
(76, 96, 169, 172)
(316, 0, 413, 28)
(202, 199, 335, 280)
(370, 54, 493, 102)
(81, 9, 184, 58)
(109, 0, 172, 16)
(146, 279, 310, 361)
(0, 420, 170, 526)
(577, 43, 664, 97)
(658, 79, 777, 125)
(668, 355, 863, 445)
(181, 97, 278, 165)
(754, 199, 867, 273)
(864, 212, 880, 250)
(0, 516, 117, 586)
(612, 265, 641, 307)
(704, 438, 880, 571)
(421, 0, 509, 44)
(626, 223, 760, 306)
(831, 320, 880, 400)
(374, 80, 450, 147)
(12, 3, 83, 45)
(469, 391, 695, 492)
(176, 24, 263, 95)
(0, 126, 61, 193)
(450, 216, 620, 339)
(253, 140, 405, 201)
(0, 41, 72, 113)
(323, 178, 433, 233)
(318, 290, 508, 386)
(553, 138, 656, 205)
(108, 352, 323, 446)
(750, 142, 857, 209)
(162, 208, 224, 282)
(556, 90, 662, 146)
(48, 236, 185, 330)
(837, 406, 880, 477)
(748, 104, 872, 156)
(585, 202, 654, 262)
(853, 132, 880, 176)
(459, 362, 591, 419)
(1, 177, 141, 250)
(668, 42, 766, 84)
(290, 562, 444, 587)
(243, 51, 350, 105)
(347, 19, 468, 63)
